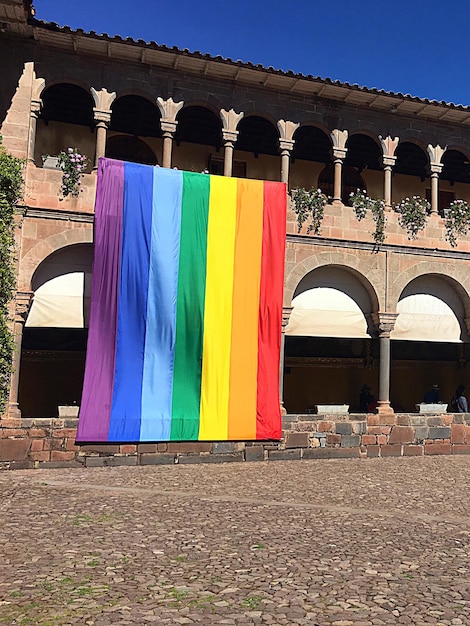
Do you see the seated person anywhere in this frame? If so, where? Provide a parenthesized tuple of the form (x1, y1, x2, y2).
(423, 384, 441, 403)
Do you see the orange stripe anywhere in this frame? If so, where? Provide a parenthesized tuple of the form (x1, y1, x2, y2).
(227, 179, 264, 439)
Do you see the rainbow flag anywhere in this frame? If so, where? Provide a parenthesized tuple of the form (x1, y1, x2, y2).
(77, 159, 286, 443)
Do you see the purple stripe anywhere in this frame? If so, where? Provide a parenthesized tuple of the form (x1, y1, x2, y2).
(76, 158, 124, 442)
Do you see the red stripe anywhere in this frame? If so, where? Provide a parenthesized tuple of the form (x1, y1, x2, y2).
(256, 181, 286, 439)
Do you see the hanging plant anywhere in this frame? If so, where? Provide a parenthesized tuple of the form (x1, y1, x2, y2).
(291, 187, 328, 235)
(349, 189, 386, 249)
(394, 195, 429, 239)
(57, 148, 89, 198)
(444, 199, 470, 247)
(0, 137, 24, 412)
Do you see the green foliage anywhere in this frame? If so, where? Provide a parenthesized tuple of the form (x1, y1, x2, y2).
(444, 199, 470, 247)
(349, 189, 386, 250)
(291, 187, 328, 235)
(0, 138, 23, 412)
(57, 148, 89, 198)
(394, 195, 430, 240)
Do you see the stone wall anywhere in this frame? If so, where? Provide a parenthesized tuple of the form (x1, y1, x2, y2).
(1, 412, 469, 470)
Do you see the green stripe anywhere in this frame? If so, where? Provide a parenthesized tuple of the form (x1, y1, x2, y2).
(170, 172, 210, 440)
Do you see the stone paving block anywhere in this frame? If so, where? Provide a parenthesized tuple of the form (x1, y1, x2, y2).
(167, 442, 213, 454)
(85, 455, 138, 467)
(397, 415, 411, 425)
(424, 443, 452, 455)
(366, 445, 380, 457)
(303, 447, 360, 459)
(268, 449, 301, 461)
(380, 444, 402, 457)
(212, 442, 240, 454)
(451, 424, 466, 444)
(140, 454, 175, 465)
(79, 444, 120, 454)
(0, 438, 31, 461)
(340, 434, 361, 448)
(428, 426, 451, 439)
(244, 446, 265, 462)
(335, 422, 352, 435)
(414, 426, 429, 442)
(403, 445, 424, 456)
(410, 415, 427, 426)
(284, 432, 309, 448)
(452, 444, 470, 454)
(389, 426, 414, 444)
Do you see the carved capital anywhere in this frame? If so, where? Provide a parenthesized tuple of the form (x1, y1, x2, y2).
(279, 138, 295, 153)
(430, 163, 443, 175)
(330, 129, 348, 151)
(93, 109, 112, 125)
(222, 129, 238, 143)
(282, 306, 293, 329)
(372, 312, 399, 338)
(220, 108, 244, 133)
(156, 97, 184, 123)
(15, 291, 34, 324)
(382, 155, 396, 168)
(427, 143, 447, 168)
(30, 99, 42, 117)
(90, 87, 116, 112)
(277, 119, 299, 142)
(379, 135, 399, 159)
(161, 120, 178, 135)
(332, 148, 347, 161)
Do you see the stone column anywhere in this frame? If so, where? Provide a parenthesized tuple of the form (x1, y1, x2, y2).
(156, 97, 184, 168)
(277, 120, 299, 185)
(220, 109, 244, 176)
(379, 136, 399, 210)
(280, 306, 293, 415)
(372, 312, 398, 415)
(91, 88, 116, 170)
(6, 291, 34, 420)
(427, 144, 447, 215)
(330, 129, 348, 202)
(27, 73, 45, 162)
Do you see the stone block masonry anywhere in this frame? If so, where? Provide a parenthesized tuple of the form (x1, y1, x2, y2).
(1, 412, 470, 469)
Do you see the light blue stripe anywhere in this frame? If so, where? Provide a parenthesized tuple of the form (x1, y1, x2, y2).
(140, 168, 183, 441)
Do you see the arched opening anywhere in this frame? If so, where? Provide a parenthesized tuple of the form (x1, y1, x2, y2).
(173, 105, 222, 173)
(19, 244, 93, 418)
(35, 83, 95, 169)
(290, 125, 331, 190)
(234, 115, 279, 181)
(393, 142, 429, 203)
(284, 266, 378, 413)
(108, 95, 161, 165)
(344, 134, 382, 202)
(106, 135, 158, 165)
(390, 274, 470, 412)
(440, 149, 470, 210)
(318, 164, 365, 205)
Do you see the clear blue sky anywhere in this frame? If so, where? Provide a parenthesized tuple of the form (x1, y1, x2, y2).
(35, 0, 470, 106)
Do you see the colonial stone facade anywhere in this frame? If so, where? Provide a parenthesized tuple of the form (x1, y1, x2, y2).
(1, 0, 470, 466)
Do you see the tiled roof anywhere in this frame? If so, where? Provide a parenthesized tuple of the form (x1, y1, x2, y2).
(29, 17, 470, 115)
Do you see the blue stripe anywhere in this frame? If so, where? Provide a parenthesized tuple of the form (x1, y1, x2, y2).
(140, 168, 183, 440)
(108, 162, 153, 441)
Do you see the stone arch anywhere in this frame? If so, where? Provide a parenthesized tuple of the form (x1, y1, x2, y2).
(345, 133, 382, 172)
(175, 104, 222, 148)
(291, 124, 331, 163)
(441, 148, 470, 185)
(236, 114, 280, 156)
(39, 83, 94, 127)
(37, 78, 93, 100)
(284, 251, 382, 312)
(19, 227, 93, 292)
(389, 262, 470, 316)
(180, 99, 222, 120)
(110, 95, 161, 138)
(394, 140, 429, 179)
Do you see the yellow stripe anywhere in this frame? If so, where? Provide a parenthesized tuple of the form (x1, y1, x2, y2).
(199, 176, 237, 440)
(227, 179, 264, 439)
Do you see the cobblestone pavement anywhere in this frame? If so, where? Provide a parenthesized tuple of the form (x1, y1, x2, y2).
(1, 456, 470, 626)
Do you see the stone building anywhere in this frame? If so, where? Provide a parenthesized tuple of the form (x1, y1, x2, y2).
(1, 0, 470, 465)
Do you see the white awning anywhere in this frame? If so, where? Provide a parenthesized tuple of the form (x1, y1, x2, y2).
(391, 292, 466, 343)
(26, 272, 91, 328)
(286, 286, 371, 338)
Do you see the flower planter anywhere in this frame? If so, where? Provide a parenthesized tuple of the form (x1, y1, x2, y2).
(415, 403, 448, 414)
(42, 156, 61, 170)
(315, 404, 349, 414)
(58, 405, 79, 418)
